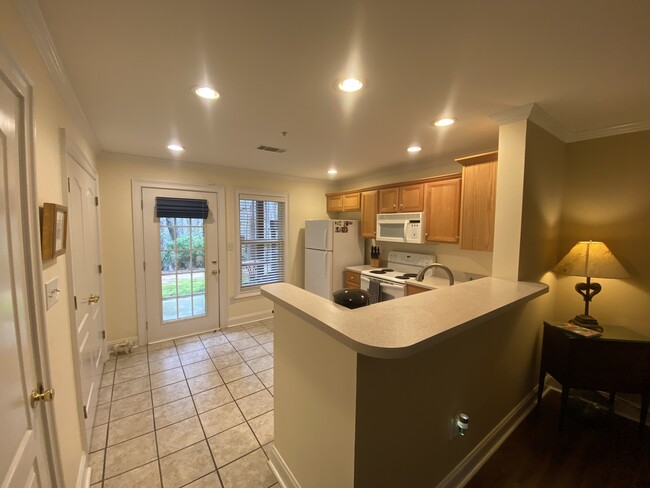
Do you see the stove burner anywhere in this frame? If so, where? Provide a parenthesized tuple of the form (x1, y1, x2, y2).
(404, 273, 418, 278)
(394, 275, 412, 280)
(369, 268, 394, 274)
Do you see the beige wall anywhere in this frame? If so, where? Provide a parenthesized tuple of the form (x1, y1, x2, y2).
(0, 1, 97, 485)
(556, 130, 650, 336)
(97, 153, 332, 341)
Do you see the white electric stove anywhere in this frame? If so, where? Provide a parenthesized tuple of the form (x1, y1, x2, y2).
(360, 251, 436, 301)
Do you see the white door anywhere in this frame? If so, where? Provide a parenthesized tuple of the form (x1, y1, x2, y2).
(67, 154, 105, 447)
(142, 188, 220, 342)
(1, 62, 52, 487)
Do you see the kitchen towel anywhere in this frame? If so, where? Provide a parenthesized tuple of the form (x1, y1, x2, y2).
(368, 279, 380, 304)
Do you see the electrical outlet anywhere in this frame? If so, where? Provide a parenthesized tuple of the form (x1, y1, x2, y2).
(45, 277, 60, 310)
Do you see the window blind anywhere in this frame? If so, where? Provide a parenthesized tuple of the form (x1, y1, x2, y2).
(239, 196, 286, 290)
(156, 197, 209, 219)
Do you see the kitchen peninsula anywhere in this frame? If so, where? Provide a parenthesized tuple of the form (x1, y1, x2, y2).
(262, 278, 548, 487)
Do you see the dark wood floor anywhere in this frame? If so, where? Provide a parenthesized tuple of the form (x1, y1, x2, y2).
(466, 389, 650, 488)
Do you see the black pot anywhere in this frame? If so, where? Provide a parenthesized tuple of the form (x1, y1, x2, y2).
(332, 288, 370, 309)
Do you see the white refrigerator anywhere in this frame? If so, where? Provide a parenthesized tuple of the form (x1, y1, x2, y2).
(304, 220, 364, 300)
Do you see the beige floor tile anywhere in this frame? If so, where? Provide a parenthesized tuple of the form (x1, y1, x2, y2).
(148, 347, 178, 362)
(179, 349, 210, 366)
(154, 396, 196, 429)
(230, 338, 259, 352)
(98, 386, 113, 405)
(254, 332, 274, 345)
(103, 360, 117, 372)
(262, 342, 274, 355)
(268, 386, 274, 396)
(152, 380, 190, 407)
(156, 416, 205, 457)
(243, 325, 269, 337)
(176, 341, 205, 355)
(110, 391, 152, 421)
(193, 385, 233, 414)
(246, 355, 273, 374)
(108, 410, 154, 446)
(207, 423, 259, 467)
(199, 330, 224, 340)
(104, 432, 157, 479)
(183, 472, 223, 488)
(148, 340, 175, 352)
(241, 322, 263, 330)
(256, 369, 273, 388)
(130, 345, 148, 356)
(103, 460, 161, 488)
(115, 353, 148, 370)
(90, 423, 108, 453)
(249, 411, 274, 446)
(174, 335, 201, 345)
(183, 359, 216, 379)
(95, 403, 110, 426)
(218, 448, 276, 488)
(260, 318, 274, 329)
(150, 367, 186, 389)
(199, 402, 245, 437)
(212, 352, 244, 370)
(219, 363, 254, 384)
(149, 355, 181, 374)
(222, 329, 250, 342)
(101, 371, 115, 388)
(111, 376, 151, 401)
(187, 371, 224, 395)
(200, 334, 229, 347)
(159, 440, 215, 488)
(88, 449, 104, 485)
(235, 390, 274, 420)
(238, 346, 267, 362)
(226, 376, 265, 400)
(207, 343, 236, 358)
(261, 441, 274, 459)
(114, 363, 150, 384)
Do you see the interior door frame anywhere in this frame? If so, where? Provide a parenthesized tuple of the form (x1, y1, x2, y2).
(59, 128, 107, 453)
(132, 180, 228, 345)
(0, 41, 63, 484)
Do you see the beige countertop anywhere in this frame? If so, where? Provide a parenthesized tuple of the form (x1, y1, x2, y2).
(261, 278, 548, 359)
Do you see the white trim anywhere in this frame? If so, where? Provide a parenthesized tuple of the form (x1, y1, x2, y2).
(131, 180, 228, 345)
(14, 0, 99, 153)
(75, 452, 90, 488)
(490, 103, 650, 143)
(227, 310, 274, 328)
(268, 445, 301, 488)
(437, 384, 548, 488)
(0, 37, 65, 486)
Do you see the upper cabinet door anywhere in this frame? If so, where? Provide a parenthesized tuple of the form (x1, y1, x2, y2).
(399, 183, 424, 212)
(360, 190, 378, 238)
(424, 177, 461, 243)
(378, 187, 399, 213)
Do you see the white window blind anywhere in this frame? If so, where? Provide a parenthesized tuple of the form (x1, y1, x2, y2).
(239, 195, 286, 291)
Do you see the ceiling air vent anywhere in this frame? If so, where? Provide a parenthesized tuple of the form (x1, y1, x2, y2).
(257, 145, 287, 154)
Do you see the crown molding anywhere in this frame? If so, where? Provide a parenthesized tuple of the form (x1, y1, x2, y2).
(15, 0, 99, 152)
(491, 103, 650, 143)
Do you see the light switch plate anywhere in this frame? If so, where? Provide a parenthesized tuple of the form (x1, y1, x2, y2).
(45, 277, 60, 310)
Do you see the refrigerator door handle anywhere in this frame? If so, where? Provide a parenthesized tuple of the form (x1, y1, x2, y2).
(324, 252, 329, 276)
(323, 226, 329, 249)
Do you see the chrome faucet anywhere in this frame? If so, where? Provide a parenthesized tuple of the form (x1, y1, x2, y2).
(416, 263, 455, 285)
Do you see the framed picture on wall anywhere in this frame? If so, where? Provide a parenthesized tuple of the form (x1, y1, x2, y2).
(41, 203, 68, 260)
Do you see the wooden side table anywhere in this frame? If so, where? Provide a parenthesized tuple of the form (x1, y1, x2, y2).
(538, 321, 650, 432)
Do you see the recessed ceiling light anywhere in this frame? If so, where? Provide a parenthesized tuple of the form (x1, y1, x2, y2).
(407, 146, 422, 153)
(433, 117, 456, 127)
(167, 144, 185, 152)
(338, 78, 363, 92)
(193, 86, 220, 100)
(328, 169, 338, 175)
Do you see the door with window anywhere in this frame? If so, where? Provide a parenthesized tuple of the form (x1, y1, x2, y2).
(143, 188, 220, 342)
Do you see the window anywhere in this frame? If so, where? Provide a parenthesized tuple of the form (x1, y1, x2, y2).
(237, 192, 287, 294)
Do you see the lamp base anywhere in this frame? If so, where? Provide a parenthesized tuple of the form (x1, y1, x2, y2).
(570, 314, 603, 331)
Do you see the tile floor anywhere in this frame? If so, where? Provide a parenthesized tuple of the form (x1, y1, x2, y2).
(89, 319, 278, 488)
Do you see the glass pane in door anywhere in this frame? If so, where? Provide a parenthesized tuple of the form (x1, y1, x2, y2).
(160, 217, 207, 322)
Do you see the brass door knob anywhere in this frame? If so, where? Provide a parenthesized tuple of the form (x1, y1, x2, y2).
(30, 385, 55, 408)
(211, 270, 218, 275)
(88, 294, 100, 303)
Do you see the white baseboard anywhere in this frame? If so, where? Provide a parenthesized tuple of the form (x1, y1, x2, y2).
(268, 445, 301, 488)
(227, 310, 274, 327)
(437, 384, 547, 488)
(75, 452, 90, 488)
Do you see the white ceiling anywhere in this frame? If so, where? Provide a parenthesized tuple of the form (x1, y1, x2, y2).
(38, 0, 650, 181)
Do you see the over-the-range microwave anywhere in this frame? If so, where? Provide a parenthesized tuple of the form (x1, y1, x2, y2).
(376, 212, 425, 243)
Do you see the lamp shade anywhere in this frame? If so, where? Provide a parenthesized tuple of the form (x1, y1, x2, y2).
(553, 241, 630, 279)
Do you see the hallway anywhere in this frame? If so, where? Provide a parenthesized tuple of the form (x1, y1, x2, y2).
(88, 319, 277, 488)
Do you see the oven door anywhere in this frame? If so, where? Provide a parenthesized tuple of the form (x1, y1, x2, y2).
(379, 281, 405, 301)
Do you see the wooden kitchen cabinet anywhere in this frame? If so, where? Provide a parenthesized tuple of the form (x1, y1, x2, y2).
(378, 183, 424, 213)
(344, 270, 361, 289)
(456, 152, 498, 252)
(424, 177, 461, 243)
(327, 192, 361, 213)
(360, 190, 378, 238)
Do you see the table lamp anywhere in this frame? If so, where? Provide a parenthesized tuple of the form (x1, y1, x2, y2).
(553, 241, 630, 328)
